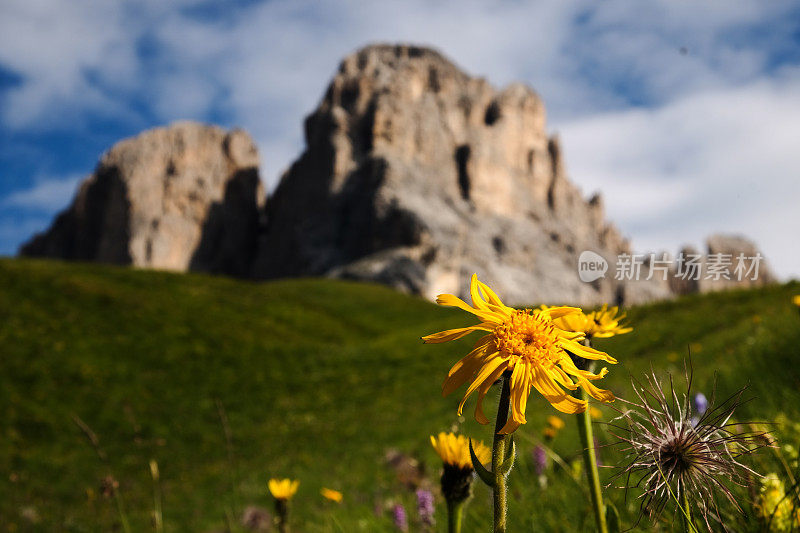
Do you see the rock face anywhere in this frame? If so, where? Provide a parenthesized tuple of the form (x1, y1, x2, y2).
(21, 122, 264, 276)
(19, 45, 777, 305)
(253, 44, 652, 304)
(669, 235, 775, 295)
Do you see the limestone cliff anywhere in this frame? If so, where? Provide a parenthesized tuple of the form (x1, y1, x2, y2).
(253, 44, 645, 304)
(21, 122, 264, 276)
(20, 45, 776, 305)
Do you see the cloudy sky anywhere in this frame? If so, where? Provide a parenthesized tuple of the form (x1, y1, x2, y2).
(1, 0, 798, 277)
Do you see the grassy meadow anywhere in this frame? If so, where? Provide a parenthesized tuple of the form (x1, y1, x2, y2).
(1, 258, 799, 531)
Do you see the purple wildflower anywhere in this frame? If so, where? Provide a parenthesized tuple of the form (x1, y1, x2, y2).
(415, 489, 435, 528)
(392, 503, 408, 532)
(693, 392, 709, 415)
(533, 444, 548, 476)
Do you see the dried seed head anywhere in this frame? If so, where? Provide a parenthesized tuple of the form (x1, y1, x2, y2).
(609, 365, 767, 531)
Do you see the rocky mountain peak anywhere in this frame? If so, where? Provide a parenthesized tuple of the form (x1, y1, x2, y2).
(253, 44, 634, 304)
(20, 44, 775, 305)
(21, 121, 264, 276)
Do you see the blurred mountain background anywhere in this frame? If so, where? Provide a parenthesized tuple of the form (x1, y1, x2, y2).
(2, 1, 799, 280)
(14, 45, 780, 305)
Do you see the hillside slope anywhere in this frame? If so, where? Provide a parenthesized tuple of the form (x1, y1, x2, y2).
(1, 258, 798, 531)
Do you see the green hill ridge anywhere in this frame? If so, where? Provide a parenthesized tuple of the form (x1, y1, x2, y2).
(1, 258, 799, 531)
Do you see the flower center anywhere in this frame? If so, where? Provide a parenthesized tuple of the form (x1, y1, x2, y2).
(659, 426, 702, 475)
(494, 309, 562, 365)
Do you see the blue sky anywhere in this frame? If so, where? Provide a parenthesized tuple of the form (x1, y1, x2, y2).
(1, 0, 799, 277)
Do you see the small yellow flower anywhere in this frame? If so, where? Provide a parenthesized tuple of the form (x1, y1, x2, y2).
(430, 432, 491, 470)
(757, 473, 800, 531)
(320, 488, 343, 503)
(590, 406, 602, 420)
(549, 304, 632, 339)
(268, 478, 299, 501)
(792, 295, 800, 308)
(543, 426, 558, 440)
(424, 275, 617, 433)
(570, 459, 583, 479)
(149, 459, 160, 481)
(546, 415, 565, 430)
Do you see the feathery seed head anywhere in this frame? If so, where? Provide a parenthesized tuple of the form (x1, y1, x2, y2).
(610, 368, 766, 530)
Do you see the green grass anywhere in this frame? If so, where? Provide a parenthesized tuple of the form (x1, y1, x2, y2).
(1, 258, 799, 531)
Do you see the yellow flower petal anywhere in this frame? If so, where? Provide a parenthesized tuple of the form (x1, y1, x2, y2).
(474, 362, 508, 425)
(529, 365, 587, 417)
(436, 293, 505, 323)
(422, 324, 493, 343)
(469, 274, 491, 311)
(475, 277, 514, 313)
(321, 488, 343, 503)
(425, 276, 619, 432)
(457, 356, 507, 416)
(560, 339, 618, 364)
(430, 432, 490, 469)
(546, 415, 565, 430)
(268, 478, 299, 500)
(508, 362, 532, 425)
(442, 341, 497, 396)
(543, 306, 582, 319)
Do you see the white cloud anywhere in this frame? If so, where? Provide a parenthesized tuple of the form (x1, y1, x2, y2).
(560, 73, 800, 278)
(4, 175, 81, 211)
(0, 1, 139, 128)
(0, 0, 798, 276)
(125, 0, 800, 184)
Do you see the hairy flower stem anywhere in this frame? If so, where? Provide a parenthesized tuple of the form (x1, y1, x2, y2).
(576, 340, 608, 533)
(681, 490, 694, 533)
(577, 387, 608, 533)
(447, 500, 464, 533)
(492, 373, 513, 533)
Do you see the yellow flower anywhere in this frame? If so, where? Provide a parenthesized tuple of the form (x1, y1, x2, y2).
(549, 304, 632, 339)
(757, 473, 800, 531)
(546, 415, 565, 430)
(589, 406, 603, 420)
(430, 432, 491, 470)
(320, 488, 343, 503)
(792, 295, 800, 307)
(423, 275, 617, 433)
(543, 426, 558, 440)
(268, 479, 299, 501)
